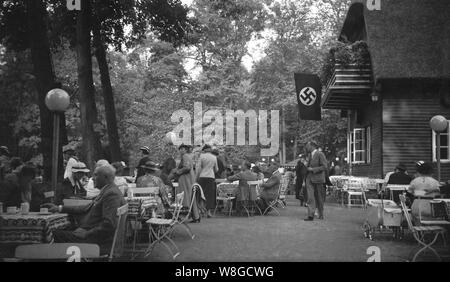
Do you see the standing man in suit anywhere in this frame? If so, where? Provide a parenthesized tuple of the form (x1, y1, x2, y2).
(304, 141, 328, 221)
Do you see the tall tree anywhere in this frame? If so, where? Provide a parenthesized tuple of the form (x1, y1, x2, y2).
(76, 0, 102, 168)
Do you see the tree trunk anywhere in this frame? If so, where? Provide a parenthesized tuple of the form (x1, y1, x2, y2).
(92, 21, 122, 162)
(26, 0, 66, 182)
(76, 0, 102, 169)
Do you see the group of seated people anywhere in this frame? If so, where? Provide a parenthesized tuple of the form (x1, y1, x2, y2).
(224, 160, 283, 214)
(384, 161, 446, 223)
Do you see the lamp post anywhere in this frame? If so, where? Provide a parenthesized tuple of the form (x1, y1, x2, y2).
(430, 115, 449, 182)
(45, 89, 70, 198)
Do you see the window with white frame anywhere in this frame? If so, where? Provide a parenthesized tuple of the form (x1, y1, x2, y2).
(432, 120, 450, 161)
(348, 126, 371, 164)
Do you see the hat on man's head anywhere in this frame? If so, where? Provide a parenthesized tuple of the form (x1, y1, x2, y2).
(139, 161, 160, 171)
(72, 162, 90, 173)
(395, 162, 407, 172)
(202, 144, 212, 152)
(140, 146, 150, 154)
(178, 144, 191, 151)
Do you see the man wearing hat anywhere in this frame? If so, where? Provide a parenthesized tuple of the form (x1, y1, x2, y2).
(387, 162, 412, 203)
(55, 161, 90, 204)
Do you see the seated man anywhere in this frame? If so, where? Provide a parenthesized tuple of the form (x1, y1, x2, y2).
(43, 164, 126, 254)
(226, 161, 258, 213)
(256, 164, 282, 211)
(387, 162, 412, 203)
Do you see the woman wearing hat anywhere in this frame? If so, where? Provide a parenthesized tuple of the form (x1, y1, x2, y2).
(136, 160, 171, 218)
(173, 144, 201, 222)
(55, 161, 90, 204)
(407, 161, 441, 224)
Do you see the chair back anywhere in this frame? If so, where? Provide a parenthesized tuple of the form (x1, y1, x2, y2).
(247, 181, 261, 200)
(109, 203, 128, 261)
(217, 183, 236, 198)
(172, 191, 185, 221)
(399, 194, 415, 232)
(127, 187, 159, 198)
(431, 200, 449, 221)
(278, 176, 290, 199)
(15, 243, 100, 261)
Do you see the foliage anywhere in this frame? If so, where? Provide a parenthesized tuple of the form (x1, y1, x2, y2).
(320, 40, 370, 85)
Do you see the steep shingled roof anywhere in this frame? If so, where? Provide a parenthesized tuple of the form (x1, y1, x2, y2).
(340, 0, 450, 80)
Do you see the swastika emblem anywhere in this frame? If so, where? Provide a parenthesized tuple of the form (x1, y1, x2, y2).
(299, 87, 317, 106)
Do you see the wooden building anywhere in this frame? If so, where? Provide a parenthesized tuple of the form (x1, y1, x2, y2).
(321, 0, 450, 180)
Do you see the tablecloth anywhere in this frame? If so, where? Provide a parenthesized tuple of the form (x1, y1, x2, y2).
(0, 213, 71, 244)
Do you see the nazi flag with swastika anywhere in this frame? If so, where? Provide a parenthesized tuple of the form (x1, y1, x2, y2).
(294, 73, 322, 121)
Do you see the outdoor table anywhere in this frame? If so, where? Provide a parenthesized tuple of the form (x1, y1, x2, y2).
(0, 212, 71, 244)
(386, 185, 409, 201)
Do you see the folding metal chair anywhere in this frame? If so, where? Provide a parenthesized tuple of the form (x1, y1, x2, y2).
(171, 183, 200, 239)
(145, 192, 184, 260)
(108, 203, 129, 261)
(263, 184, 282, 216)
(214, 183, 236, 216)
(243, 181, 263, 216)
(399, 194, 446, 262)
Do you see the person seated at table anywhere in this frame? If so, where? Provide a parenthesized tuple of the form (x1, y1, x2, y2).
(227, 161, 258, 214)
(55, 162, 90, 205)
(256, 164, 282, 211)
(407, 161, 441, 224)
(111, 161, 128, 196)
(43, 164, 126, 254)
(387, 162, 412, 203)
(85, 159, 110, 199)
(252, 165, 265, 181)
(136, 160, 171, 218)
(0, 164, 37, 209)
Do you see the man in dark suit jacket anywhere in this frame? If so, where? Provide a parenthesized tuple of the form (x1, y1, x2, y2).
(387, 162, 412, 202)
(257, 164, 282, 211)
(304, 141, 328, 221)
(295, 155, 308, 206)
(44, 164, 126, 254)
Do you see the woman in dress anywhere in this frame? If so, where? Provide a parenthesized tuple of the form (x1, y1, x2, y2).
(195, 144, 218, 218)
(174, 144, 200, 222)
(136, 161, 171, 218)
(408, 161, 441, 224)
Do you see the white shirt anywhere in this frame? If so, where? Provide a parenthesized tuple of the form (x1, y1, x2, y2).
(311, 149, 318, 159)
(85, 178, 101, 199)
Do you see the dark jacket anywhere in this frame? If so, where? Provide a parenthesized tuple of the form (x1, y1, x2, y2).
(55, 177, 87, 205)
(260, 171, 281, 201)
(0, 172, 40, 210)
(387, 172, 412, 185)
(306, 151, 328, 184)
(295, 161, 307, 187)
(62, 183, 126, 245)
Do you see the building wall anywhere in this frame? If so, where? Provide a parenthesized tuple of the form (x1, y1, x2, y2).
(351, 99, 383, 178)
(382, 82, 450, 181)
